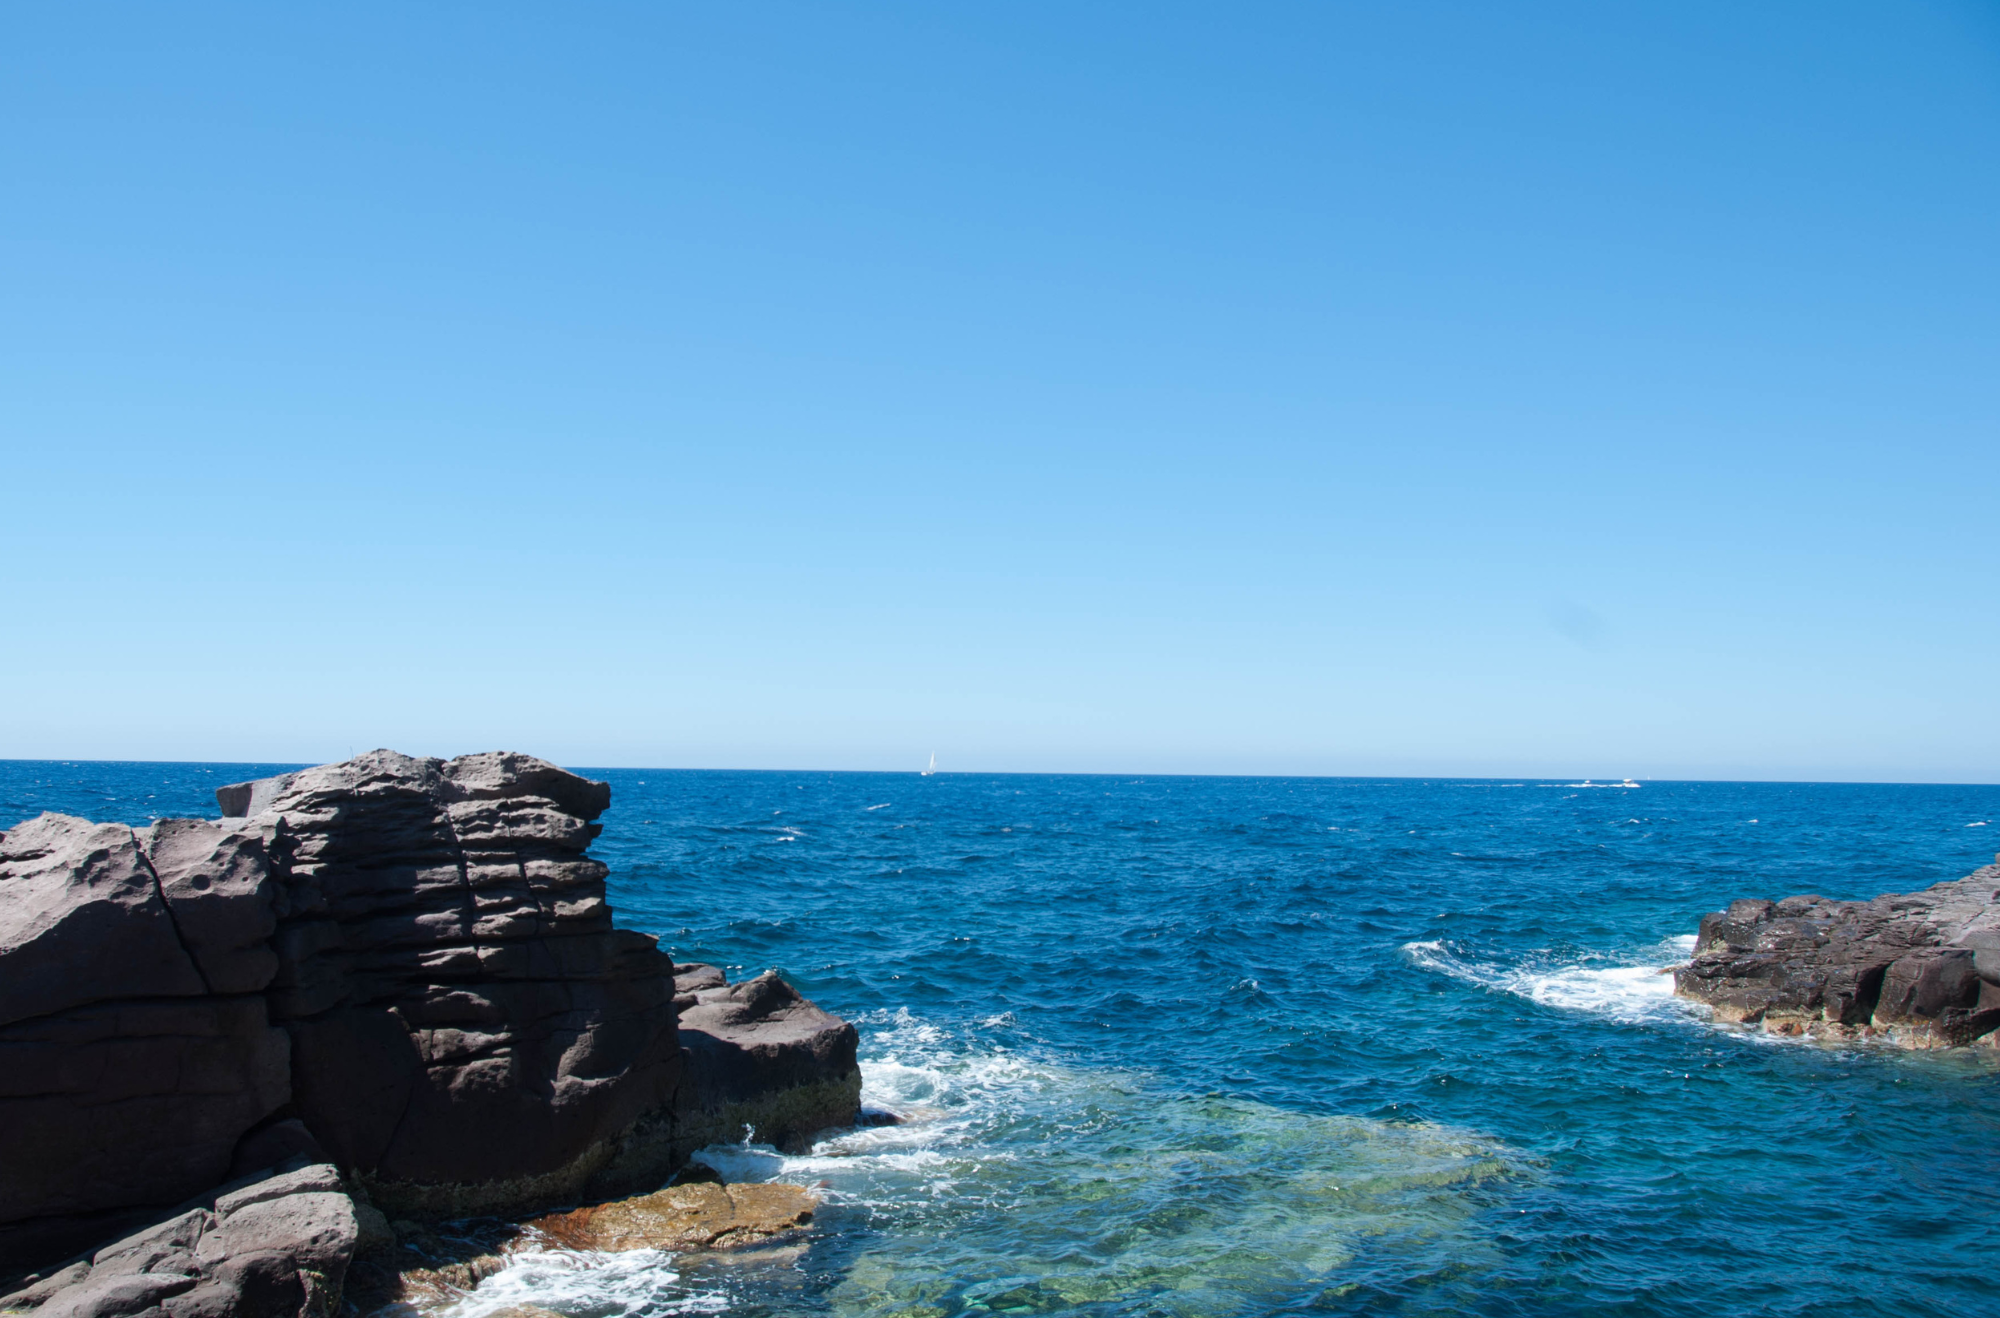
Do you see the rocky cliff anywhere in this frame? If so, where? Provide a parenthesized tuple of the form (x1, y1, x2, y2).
(0, 750, 861, 1299)
(0, 811, 294, 1271)
(227, 751, 685, 1218)
(1673, 858, 2000, 1046)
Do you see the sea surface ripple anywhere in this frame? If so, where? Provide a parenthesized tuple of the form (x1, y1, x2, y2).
(6, 763, 1997, 1317)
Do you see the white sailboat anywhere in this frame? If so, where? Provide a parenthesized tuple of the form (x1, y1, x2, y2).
(920, 752, 936, 777)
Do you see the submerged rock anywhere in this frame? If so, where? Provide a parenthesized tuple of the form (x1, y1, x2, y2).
(527, 1182, 815, 1252)
(340, 1178, 816, 1314)
(1673, 859, 2000, 1046)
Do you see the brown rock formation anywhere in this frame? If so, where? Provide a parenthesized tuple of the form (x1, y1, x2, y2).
(674, 965, 861, 1153)
(225, 751, 685, 1216)
(0, 749, 863, 1294)
(527, 1182, 815, 1252)
(1673, 859, 2000, 1046)
(0, 813, 291, 1270)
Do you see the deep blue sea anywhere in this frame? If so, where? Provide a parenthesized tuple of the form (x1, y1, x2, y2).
(6, 763, 1998, 1318)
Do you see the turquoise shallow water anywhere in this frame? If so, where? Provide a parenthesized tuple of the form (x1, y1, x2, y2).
(5, 764, 1997, 1318)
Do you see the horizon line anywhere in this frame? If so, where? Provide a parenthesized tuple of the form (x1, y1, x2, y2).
(0, 755, 1995, 790)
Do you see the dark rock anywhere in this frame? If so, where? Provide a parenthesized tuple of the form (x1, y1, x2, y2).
(5, 1165, 358, 1318)
(225, 1122, 326, 1183)
(676, 968, 861, 1153)
(167, 1252, 304, 1318)
(0, 815, 209, 1025)
(143, 819, 286, 997)
(3, 748, 863, 1278)
(671, 964, 726, 1005)
(347, 1204, 394, 1262)
(0, 816, 290, 1271)
(213, 751, 683, 1216)
(1674, 860, 2000, 1046)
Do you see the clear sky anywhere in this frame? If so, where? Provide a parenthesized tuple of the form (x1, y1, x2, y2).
(3, 3, 1996, 781)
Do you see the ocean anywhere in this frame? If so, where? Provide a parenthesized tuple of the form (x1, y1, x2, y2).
(5, 762, 1997, 1318)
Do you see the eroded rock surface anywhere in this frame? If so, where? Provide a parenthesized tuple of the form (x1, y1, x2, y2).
(0, 813, 291, 1270)
(230, 751, 684, 1215)
(675, 965, 861, 1152)
(527, 1182, 815, 1253)
(1673, 860, 2000, 1046)
(0, 1164, 359, 1318)
(1, 749, 864, 1286)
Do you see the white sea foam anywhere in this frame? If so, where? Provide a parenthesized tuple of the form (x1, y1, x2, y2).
(450, 1007, 1520, 1318)
(687, 1008, 1055, 1206)
(446, 1247, 726, 1318)
(1403, 938, 1699, 1025)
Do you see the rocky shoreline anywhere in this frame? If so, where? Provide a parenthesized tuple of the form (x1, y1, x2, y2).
(0, 751, 860, 1316)
(1673, 857, 2000, 1046)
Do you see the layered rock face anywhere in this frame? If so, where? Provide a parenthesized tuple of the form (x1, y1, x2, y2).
(0, 813, 292, 1270)
(0, 750, 863, 1290)
(230, 751, 685, 1214)
(1673, 860, 2000, 1046)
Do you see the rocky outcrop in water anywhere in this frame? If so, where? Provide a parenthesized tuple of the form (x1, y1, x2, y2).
(673, 964, 861, 1153)
(1673, 859, 2000, 1046)
(0, 750, 861, 1296)
(226, 751, 686, 1218)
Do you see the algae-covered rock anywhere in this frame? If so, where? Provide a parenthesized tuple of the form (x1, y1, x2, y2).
(527, 1182, 815, 1252)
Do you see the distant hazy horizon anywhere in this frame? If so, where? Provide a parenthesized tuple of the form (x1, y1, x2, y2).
(1, 754, 1994, 791)
(4, 3, 1996, 784)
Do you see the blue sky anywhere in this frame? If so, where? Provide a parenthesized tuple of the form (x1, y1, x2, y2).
(3, 3, 1996, 781)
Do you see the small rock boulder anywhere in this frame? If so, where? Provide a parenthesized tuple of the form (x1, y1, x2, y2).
(675, 967, 861, 1152)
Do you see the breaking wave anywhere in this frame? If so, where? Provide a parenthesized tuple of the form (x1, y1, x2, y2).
(1402, 935, 1701, 1025)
